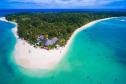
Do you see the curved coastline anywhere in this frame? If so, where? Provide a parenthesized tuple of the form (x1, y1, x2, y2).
(0, 17, 114, 70)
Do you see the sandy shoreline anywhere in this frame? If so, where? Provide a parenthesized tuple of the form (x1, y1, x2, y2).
(0, 17, 113, 70)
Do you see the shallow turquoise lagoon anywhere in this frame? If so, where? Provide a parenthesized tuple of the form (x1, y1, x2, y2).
(0, 17, 126, 84)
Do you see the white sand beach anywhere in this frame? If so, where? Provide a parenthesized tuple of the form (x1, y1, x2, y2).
(0, 17, 112, 70)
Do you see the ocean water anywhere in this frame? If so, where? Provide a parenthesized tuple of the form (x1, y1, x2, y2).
(0, 21, 16, 84)
(0, 9, 126, 17)
(0, 17, 126, 84)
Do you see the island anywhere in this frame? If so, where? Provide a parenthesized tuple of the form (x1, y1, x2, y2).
(6, 12, 126, 49)
(5, 12, 126, 69)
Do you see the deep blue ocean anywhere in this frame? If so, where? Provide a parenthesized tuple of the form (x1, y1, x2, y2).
(0, 10, 126, 84)
(0, 9, 126, 16)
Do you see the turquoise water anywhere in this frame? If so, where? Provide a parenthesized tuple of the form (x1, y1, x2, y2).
(0, 21, 16, 83)
(0, 17, 126, 84)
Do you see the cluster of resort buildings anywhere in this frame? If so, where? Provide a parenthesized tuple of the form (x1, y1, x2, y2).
(36, 35, 58, 47)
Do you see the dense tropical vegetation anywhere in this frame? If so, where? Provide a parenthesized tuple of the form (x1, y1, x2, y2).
(6, 12, 126, 49)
